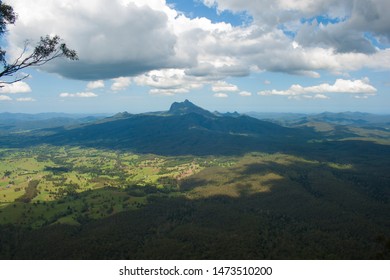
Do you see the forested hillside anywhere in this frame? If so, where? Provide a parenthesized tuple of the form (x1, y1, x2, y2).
(0, 101, 389, 259)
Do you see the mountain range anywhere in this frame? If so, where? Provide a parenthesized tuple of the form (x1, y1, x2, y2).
(1, 100, 390, 260)
(0, 112, 106, 133)
(40, 100, 306, 155)
(1, 100, 389, 158)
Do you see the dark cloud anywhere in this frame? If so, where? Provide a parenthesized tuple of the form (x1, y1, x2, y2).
(9, 1, 179, 80)
(204, 0, 390, 54)
(295, 22, 377, 54)
(6, 0, 390, 91)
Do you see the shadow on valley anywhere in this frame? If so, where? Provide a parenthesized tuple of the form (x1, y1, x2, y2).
(0, 114, 308, 156)
(1, 101, 390, 164)
(2, 119, 390, 165)
(1, 104, 390, 259)
(1, 154, 390, 260)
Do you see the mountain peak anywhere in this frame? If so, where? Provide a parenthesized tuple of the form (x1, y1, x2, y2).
(169, 100, 215, 117)
(112, 111, 132, 119)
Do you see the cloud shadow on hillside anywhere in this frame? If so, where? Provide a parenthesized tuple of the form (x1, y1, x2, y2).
(1, 154, 389, 260)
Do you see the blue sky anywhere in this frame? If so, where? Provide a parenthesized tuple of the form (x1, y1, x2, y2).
(1, 0, 389, 114)
(166, 0, 252, 26)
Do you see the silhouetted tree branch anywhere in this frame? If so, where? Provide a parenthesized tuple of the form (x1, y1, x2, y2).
(0, 1, 78, 87)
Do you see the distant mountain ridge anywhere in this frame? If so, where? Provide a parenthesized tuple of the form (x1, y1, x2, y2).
(0, 112, 107, 133)
(1, 101, 390, 158)
(37, 100, 303, 156)
(0, 112, 107, 121)
(168, 99, 216, 118)
(248, 111, 390, 126)
(305, 112, 390, 126)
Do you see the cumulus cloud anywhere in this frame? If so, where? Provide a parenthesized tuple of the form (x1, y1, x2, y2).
(205, 0, 390, 54)
(239, 91, 252, 96)
(0, 81, 32, 94)
(313, 94, 330, 99)
(5, 0, 390, 96)
(8, 0, 179, 80)
(214, 93, 229, 98)
(134, 69, 204, 95)
(202, 0, 349, 27)
(87, 80, 105, 90)
(60, 92, 98, 98)
(198, 0, 390, 79)
(212, 81, 239, 92)
(354, 95, 369, 99)
(258, 78, 377, 97)
(301, 94, 330, 100)
(0, 95, 12, 101)
(111, 77, 131, 91)
(16, 97, 36, 102)
(295, 20, 377, 54)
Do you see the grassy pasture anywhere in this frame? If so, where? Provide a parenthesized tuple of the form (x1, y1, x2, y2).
(0, 143, 389, 259)
(0, 145, 234, 227)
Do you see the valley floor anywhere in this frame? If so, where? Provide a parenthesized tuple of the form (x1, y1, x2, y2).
(0, 145, 389, 259)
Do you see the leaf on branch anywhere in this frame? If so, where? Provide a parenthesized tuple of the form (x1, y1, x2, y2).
(0, 1, 17, 33)
(0, 35, 78, 85)
(0, 2, 78, 86)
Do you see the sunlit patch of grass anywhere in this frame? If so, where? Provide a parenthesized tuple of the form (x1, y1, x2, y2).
(339, 137, 390, 145)
(0, 145, 373, 229)
(326, 162, 353, 170)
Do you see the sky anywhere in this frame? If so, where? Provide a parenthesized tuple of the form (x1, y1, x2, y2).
(0, 0, 390, 114)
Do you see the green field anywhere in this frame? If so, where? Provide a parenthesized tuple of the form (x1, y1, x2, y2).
(1, 92, 390, 260)
(0, 145, 236, 227)
(0, 143, 389, 259)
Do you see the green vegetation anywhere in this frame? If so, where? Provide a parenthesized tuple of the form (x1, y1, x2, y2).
(0, 145, 235, 228)
(0, 144, 389, 259)
(0, 105, 389, 259)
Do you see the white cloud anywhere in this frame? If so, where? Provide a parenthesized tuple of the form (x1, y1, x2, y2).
(212, 81, 239, 92)
(301, 94, 330, 100)
(264, 80, 271, 85)
(214, 93, 229, 98)
(5, 0, 390, 97)
(239, 91, 252, 96)
(204, 0, 390, 53)
(87, 80, 105, 90)
(16, 97, 36, 102)
(198, 0, 390, 76)
(111, 77, 131, 91)
(0, 81, 32, 94)
(354, 95, 369, 99)
(135, 69, 204, 95)
(258, 78, 377, 97)
(8, 0, 180, 80)
(149, 88, 187, 96)
(313, 94, 330, 99)
(0, 95, 12, 101)
(202, 0, 348, 27)
(60, 92, 98, 98)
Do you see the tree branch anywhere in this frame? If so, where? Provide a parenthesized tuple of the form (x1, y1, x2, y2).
(0, 35, 78, 86)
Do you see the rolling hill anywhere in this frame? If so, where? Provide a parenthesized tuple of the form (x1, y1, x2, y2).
(0, 112, 106, 133)
(41, 100, 308, 155)
(0, 101, 390, 259)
